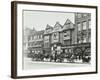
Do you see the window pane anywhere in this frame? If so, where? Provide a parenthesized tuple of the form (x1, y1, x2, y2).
(89, 20, 91, 29)
(83, 14, 87, 17)
(83, 37, 87, 43)
(32, 36, 34, 40)
(77, 13, 82, 18)
(83, 21, 87, 30)
(78, 23, 81, 31)
(63, 31, 70, 40)
(41, 35, 42, 38)
(69, 49, 72, 53)
(65, 49, 68, 53)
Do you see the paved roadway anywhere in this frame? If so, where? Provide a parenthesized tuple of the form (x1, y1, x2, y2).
(23, 57, 91, 70)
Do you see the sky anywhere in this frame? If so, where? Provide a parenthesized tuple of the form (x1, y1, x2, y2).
(23, 10, 75, 31)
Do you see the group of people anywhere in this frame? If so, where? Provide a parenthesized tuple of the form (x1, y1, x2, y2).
(27, 49, 91, 63)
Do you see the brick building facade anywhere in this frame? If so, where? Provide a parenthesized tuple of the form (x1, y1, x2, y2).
(28, 30, 44, 55)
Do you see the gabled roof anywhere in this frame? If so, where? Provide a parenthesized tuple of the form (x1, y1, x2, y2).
(63, 19, 72, 25)
(45, 24, 53, 30)
(24, 27, 31, 30)
(44, 24, 53, 34)
(54, 22, 62, 28)
(32, 27, 36, 31)
(24, 27, 34, 36)
(30, 30, 44, 36)
(63, 19, 74, 30)
(53, 22, 63, 32)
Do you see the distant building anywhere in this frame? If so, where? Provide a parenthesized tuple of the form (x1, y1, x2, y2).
(74, 13, 91, 61)
(24, 28, 33, 56)
(75, 13, 91, 43)
(61, 19, 75, 54)
(28, 29, 44, 54)
(62, 19, 75, 45)
(43, 24, 53, 55)
(51, 22, 63, 52)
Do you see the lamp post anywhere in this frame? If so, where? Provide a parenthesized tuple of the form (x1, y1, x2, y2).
(53, 44, 57, 62)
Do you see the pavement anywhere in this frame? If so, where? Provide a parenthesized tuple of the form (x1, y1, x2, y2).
(23, 57, 91, 70)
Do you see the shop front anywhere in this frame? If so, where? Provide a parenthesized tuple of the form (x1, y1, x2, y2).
(73, 43, 91, 63)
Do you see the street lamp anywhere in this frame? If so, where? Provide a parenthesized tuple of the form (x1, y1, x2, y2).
(53, 44, 57, 62)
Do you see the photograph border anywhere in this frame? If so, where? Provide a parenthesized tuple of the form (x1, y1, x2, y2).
(11, 1, 98, 79)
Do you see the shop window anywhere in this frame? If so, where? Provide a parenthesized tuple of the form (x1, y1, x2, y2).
(78, 38, 82, 44)
(79, 40, 81, 43)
